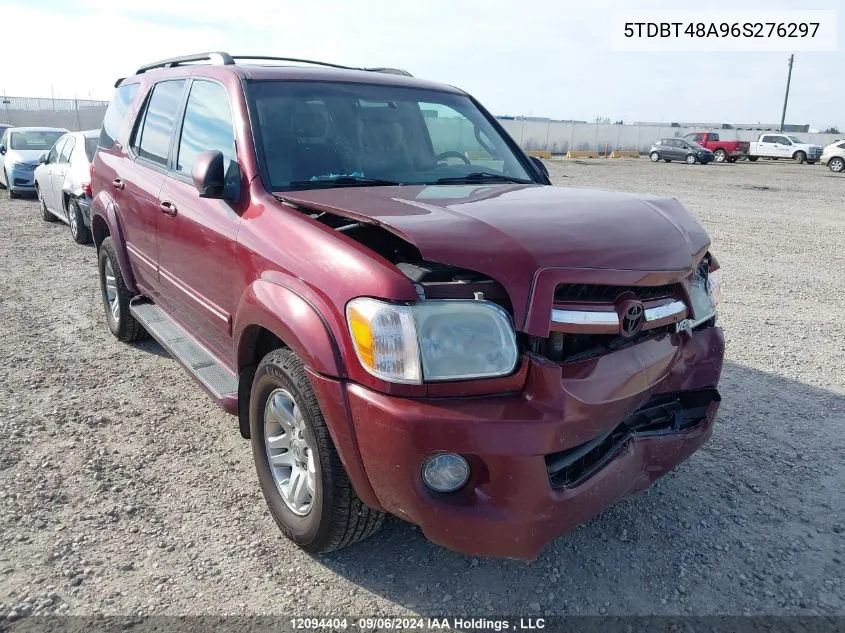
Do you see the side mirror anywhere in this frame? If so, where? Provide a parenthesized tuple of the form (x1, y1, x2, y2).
(0, 144, 6, 155)
(39, 153, 47, 164)
(530, 155, 549, 180)
(191, 150, 235, 199)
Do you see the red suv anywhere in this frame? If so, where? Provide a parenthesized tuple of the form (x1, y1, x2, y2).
(91, 52, 724, 559)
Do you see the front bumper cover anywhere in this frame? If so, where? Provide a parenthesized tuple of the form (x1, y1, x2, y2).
(337, 326, 724, 559)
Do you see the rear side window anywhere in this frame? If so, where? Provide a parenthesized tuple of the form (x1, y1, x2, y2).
(59, 137, 76, 163)
(100, 83, 140, 149)
(133, 80, 186, 166)
(761, 135, 775, 143)
(709, 133, 719, 141)
(176, 80, 236, 177)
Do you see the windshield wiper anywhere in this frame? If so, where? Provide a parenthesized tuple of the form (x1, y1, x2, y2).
(432, 172, 532, 185)
(288, 176, 402, 188)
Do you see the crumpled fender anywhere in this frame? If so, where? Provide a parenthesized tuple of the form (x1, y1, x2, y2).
(90, 193, 137, 292)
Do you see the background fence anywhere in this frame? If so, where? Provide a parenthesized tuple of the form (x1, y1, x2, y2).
(1, 96, 109, 132)
(497, 119, 843, 155)
(2, 94, 841, 154)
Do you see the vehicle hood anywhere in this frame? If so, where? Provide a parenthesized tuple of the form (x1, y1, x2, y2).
(4, 149, 43, 165)
(282, 184, 710, 328)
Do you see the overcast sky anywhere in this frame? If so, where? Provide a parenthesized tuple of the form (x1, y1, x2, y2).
(3, 0, 842, 128)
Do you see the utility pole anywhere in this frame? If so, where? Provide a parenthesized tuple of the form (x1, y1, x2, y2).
(780, 54, 794, 132)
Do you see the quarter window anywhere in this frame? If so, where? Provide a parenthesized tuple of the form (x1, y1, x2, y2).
(176, 81, 236, 178)
(133, 80, 187, 166)
(100, 83, 140, 149)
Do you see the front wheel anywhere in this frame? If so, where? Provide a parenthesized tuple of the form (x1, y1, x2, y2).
(686, 154, 697, 164)
(649, 151, 660, 162)
(829, 157, 845, 173)
(794, 151, 807, 164)
(68, 197, 91, 244)
(7, 172, 19, 199)
(250, 348, 385, 554)
(98, 237, 147, 342)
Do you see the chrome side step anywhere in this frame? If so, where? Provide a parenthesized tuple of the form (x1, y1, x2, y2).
(130, 300, 237, 399)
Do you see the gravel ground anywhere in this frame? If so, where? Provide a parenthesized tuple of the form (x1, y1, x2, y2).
(0, 159, 843, 619)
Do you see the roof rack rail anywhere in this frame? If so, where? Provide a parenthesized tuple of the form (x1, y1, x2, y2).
(231, 56, 413, 77)
(135, 52, 234, 75)
(132, 52, 412, 77)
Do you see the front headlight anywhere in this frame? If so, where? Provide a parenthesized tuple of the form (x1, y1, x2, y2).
(346, 298, 518, 384)
(707, 269, 721, 306)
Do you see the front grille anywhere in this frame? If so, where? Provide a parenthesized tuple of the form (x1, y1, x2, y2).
(16, 164, 37, 172)
(526, 327, 669, 364)
(554, 283, 676, 303)
(545, 388, 720, 488)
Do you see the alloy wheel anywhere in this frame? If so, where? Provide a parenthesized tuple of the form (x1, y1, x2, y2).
(830, 157, 845, 173)
(69, 203, 79, 238)
(103, 259, 120, 324)
(264, 388, 316, 516)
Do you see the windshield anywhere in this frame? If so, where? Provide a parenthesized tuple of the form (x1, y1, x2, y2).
(787, 136, 804, 144)
(248, 81, 534, 191)
(84, 136, 98, 162)
(9, 130, 64, 151)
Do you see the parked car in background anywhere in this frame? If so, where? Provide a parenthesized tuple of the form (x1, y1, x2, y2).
(747, 133, 823, 164)
(0, 123, 11, 138)
(0, 127, 68, 198)
(649, 138, 715, 164)
(90, 52, 724, 559)
(683, 132, 749, 163)
(820, 140, 845, 174)
(34, 130, 99, 243)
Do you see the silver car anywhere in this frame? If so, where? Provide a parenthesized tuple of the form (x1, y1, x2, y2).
(34, 130, 99, 244)
(0, 126, 68, 198)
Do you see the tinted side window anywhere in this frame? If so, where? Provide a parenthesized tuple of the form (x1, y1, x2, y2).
(59, 137, 75, 163)
(100, 83, 140, 148)
(761, 136, 775, 143)
(176, 81, 236, 178)
(709, 133, 719, 141)
(133, 80, 186, 167)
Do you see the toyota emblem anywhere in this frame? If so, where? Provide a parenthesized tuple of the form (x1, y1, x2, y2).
(620, 303, 645, 337)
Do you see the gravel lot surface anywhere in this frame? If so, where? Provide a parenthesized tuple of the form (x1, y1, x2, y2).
(0, 159, 843, 619)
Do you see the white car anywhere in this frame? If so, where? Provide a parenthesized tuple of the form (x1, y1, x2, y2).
(747, 133, 823, 164)
(0, 126, 68, 198)
(821, 140, 845, 174)
(33, 130, 99, 244)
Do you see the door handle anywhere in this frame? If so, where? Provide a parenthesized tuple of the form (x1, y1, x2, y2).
(112, 178, 125, 191)
(159, 201, 178, 217)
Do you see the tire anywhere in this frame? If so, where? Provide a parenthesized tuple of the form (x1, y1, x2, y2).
(649, 151, 660, 162)
(8, 171, 19, 199)
(747, 156, 759, 162)
(664, 159, 672, 163)
(713, 149, 727, 163)
(686, 154, 697, 164)
(829, 157, 845, 173)
(98, 237, 147, 342)
(37, 187, 54, 221)
(727, 157, 737, 163)
(68, 197, 91, 244)
(250, 348, 385, 554)
(794, 151, 807, 164)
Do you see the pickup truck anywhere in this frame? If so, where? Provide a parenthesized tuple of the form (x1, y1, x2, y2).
(747, 133, 823, 164)
(683, 132, 748, 163)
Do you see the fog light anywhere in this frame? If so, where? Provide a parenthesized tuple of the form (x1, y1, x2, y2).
(422, 453, 469, 493)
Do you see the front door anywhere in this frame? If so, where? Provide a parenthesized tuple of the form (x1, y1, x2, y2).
(156, 79, 240, 363)
(40, 137, 65, 211)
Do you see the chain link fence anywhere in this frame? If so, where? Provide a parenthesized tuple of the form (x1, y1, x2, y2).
(1, 95, 109, 132)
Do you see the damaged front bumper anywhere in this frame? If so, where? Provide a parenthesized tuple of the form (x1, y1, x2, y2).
(332, 325, 724, 559)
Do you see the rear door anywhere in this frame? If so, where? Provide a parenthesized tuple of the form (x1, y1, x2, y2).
(757, 135, 778, 157)
(51, 135, 75, 220)
(118, 79, 188, 297)
(156, 79, 241, 362)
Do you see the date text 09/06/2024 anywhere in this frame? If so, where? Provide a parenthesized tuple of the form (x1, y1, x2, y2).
(290, 617, 547, 631)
